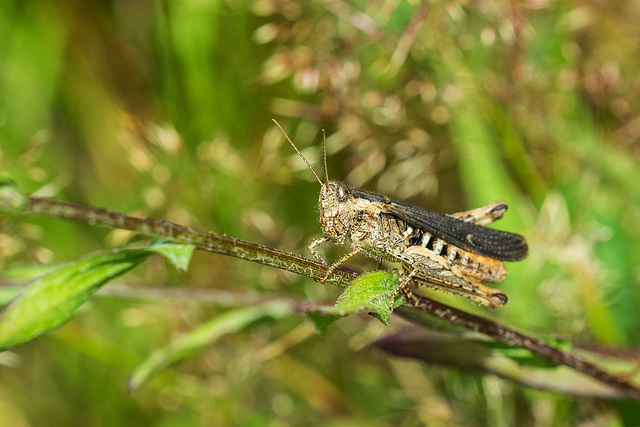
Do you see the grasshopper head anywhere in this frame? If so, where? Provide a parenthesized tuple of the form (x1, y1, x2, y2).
(318, 180, 354, 242)
(272, 120, 354, 242)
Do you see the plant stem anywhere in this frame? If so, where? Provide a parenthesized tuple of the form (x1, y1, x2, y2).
(397, 296, 640, 402)
(22, 195, 357, 286)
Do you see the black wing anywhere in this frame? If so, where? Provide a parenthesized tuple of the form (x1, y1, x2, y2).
(349, 188, 528, 261)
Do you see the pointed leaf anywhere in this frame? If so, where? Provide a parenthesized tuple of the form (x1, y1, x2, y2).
(0, 250, 150, 349)
(147, 239, 195, 272)
(305, 311, 340, 336)
(306, 271, 402, 331)
(0, 241, 197, 349)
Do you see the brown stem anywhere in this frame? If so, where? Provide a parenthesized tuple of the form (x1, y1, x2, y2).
(396, 295, 640, 402)
(24, 196, 357, 286)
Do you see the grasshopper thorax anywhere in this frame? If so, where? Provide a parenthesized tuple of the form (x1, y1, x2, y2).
(318, 180, 355, 242)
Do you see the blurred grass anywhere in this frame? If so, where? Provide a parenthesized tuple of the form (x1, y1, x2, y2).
(2, 0, 640, 425)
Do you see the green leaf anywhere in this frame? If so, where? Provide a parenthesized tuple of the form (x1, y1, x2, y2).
(147, 239, 195, 272)
(306, 271, 402, 334)
(0, 286, 22, 307)
(128, 302, 292, 391)
(305, 311, 340, 336)
(0, 242, 196, 349)
(0, 250, 150, 349)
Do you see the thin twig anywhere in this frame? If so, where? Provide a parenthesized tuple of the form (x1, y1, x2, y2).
(22, 195, 358, 287)
(0, 279, 321, 313)
(396, 295, 640, 402)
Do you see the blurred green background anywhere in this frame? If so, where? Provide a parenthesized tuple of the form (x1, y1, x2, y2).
(2, 0, 640, 425)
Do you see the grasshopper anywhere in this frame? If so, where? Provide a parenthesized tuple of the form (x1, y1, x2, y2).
(273, 119, 528, 308)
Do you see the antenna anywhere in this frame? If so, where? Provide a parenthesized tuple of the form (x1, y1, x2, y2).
(272, 119, 324, 186)
(322, 129, 329, 185)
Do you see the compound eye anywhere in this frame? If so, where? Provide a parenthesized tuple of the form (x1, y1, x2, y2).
(337, 185, 347, 201)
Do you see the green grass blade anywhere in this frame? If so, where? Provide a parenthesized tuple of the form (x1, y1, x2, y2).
(128, 302, 292, 391)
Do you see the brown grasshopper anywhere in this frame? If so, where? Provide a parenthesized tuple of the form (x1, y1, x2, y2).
(273, 119, 528, 308)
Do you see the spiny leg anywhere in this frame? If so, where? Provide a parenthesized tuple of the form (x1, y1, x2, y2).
(400, 286, 420, 307)
(309, 236, 359, 282)
(449, 201, 508, 225)
(405, 245, 504, 287)
(319, 245, 363, 282)
(387, 266, 418, 312)
(401, 247, 508, 308)
(308, 237, 330, 265)
(411, 275, 508, 308)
